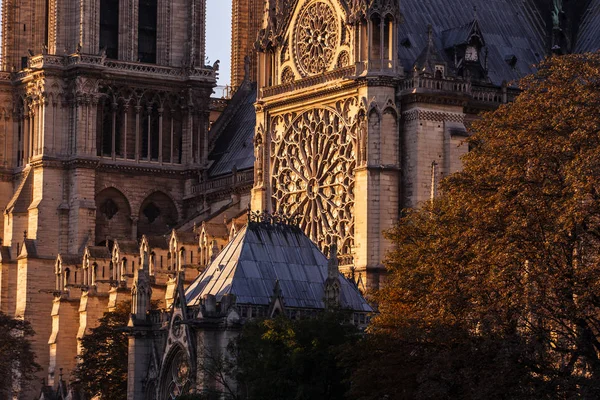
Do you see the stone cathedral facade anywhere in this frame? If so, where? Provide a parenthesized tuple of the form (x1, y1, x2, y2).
(0, 1, 256, 398)
(250, 0, 600, 290)
(1, 0, 600, 398)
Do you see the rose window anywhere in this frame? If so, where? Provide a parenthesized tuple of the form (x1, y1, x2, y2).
(272, 108, 356, 254)
(295, 1, 339, 76)
(163, 351, 191, 400)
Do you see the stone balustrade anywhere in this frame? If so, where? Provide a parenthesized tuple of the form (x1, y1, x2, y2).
(187, 168, 254, 198)
(402, 76, 471, 94)
(261, 66, 356, 98)
(13, 53, 217, 82)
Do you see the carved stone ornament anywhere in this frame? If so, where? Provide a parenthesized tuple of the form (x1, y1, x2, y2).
(272, 107, 357, 254)
(294, 1, 340, 76)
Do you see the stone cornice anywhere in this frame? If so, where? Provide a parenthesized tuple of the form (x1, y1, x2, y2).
(96, 161, 199, 177)
(258, 79, 361, 111)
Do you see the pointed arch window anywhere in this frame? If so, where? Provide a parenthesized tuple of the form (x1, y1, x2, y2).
(138, 0, 158, 63)
(100, 0, 119, 59)
(162, 350, 191, 399)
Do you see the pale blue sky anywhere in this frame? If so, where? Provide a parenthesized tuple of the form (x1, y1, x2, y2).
(206, 0, 233, 86)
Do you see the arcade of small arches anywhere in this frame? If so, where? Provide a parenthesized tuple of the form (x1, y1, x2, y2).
(95, 88, 188, 164)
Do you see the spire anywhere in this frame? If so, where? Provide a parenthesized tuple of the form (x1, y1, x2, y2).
(210, 240, 219, 263)
(427, 24, 434, 46)
(130, 249, 152, 325)
(327, 242, 339, 280)
(325, 242, 341, 308)
(414, 24, 447, 76)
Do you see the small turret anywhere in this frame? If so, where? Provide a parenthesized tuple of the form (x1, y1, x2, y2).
(130, 250, 152, 325)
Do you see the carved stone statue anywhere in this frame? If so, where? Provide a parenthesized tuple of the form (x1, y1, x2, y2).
(552, 0, 563, 30)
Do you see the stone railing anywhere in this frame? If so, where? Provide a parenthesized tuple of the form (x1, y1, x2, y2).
(354, 59, 401, 76)
(14, 53, 216, 81)
(187, 168, 254, 197)
(261, 66, 356, 98)
(401, 76, 471, 94)
(471, 86, 505, 104)
(29, 54, 66, 69)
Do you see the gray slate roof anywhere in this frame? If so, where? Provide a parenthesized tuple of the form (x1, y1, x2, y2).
(575, 0, 600, 53)
(399, 0, 548, 85)
(208, 82, 256, 178)
(185, 222, 373, 312)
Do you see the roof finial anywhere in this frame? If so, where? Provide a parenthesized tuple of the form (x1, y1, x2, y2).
(473, 5, 478, 20)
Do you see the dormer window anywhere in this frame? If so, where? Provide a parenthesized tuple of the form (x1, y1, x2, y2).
(435, 64, 445, 78)
(465, 45, 478, 62)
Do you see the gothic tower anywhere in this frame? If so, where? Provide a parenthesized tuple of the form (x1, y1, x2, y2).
(230, 0, 263, 90)
(0, 0, 216, 397)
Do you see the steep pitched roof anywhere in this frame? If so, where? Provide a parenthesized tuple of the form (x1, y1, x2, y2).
(208, 81, 256, 177)
(185, 222, 373, 312)
(86, 246, 111, 260)
(398, 0, 548, 85)
(574, 0, 600, 52)
(414, 25, 449, 73)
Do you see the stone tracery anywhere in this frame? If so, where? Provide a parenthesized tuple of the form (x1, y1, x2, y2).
(294, 1, 339, 76)
(271, 106, 357, 255)
(162, 350, 191, 400)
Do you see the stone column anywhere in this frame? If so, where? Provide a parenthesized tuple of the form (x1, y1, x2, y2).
(158, 108, 163, 164)
(135, 105, 141, 162)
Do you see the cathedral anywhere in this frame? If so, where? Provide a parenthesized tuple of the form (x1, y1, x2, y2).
(1, 0, 600, 399)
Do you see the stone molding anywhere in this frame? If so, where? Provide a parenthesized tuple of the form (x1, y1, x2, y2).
(402, 109, 465, 123)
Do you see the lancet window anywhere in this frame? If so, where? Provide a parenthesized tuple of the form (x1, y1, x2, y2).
(95, 90, 183, 165)
(100, 0, 119, 59)
(368, 12, 396, 71)
(16, 107, 24, 167)
(138, 0, 158, 63)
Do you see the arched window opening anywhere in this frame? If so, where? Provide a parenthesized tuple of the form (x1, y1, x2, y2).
(98, 100, 112, 157)
(141, 105, 160, 160)
(384, 15, 394, 62)
(160, 349, 191, 399)
(100, 0, 119, 59)
(92, 263, 98, 285)
(138, 0, 158, 63)
(172, 110, 183, 164)
(370, 15, 381, 61)
(115, 108, 124, 157)
(17, 112, 23, 166)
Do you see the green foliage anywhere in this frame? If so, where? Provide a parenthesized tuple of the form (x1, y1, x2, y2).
(0, 312, 41, 398)
(231, 312, 359, 400)
(351, 54, 600, 400)
(73, 301, 130, 400)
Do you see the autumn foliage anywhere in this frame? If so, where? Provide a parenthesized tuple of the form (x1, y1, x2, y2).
(350, 54, 600, 399)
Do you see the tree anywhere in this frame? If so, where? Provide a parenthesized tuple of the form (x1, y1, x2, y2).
(73, 301, 131, 400)
(351, 54, 600, 399)
(0, 312, 41, 398)
(230, 312, 359, 400)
